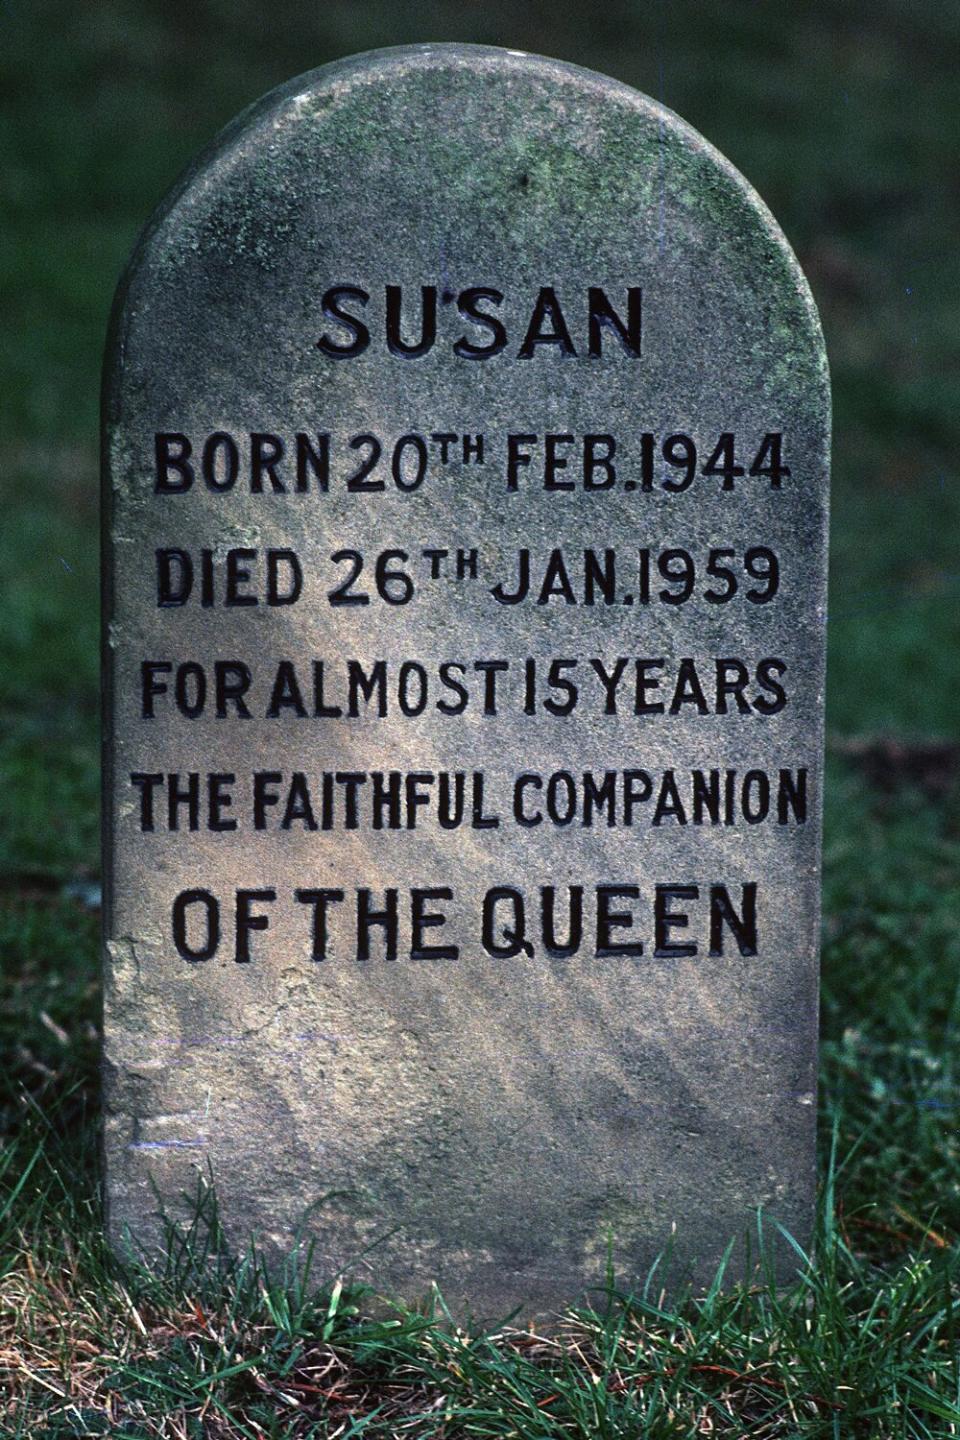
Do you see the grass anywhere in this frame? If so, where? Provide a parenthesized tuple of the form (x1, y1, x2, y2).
(2, 0, 960, 1433)
(4, 1130, 960, 1435)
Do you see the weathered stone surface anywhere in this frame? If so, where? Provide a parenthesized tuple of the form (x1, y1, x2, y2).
(102, 44, 829, 1319)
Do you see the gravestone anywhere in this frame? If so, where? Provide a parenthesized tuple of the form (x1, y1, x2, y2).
(102, 44, 830, 1318)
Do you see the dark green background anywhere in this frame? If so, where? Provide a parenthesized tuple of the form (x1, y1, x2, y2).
(2, 0, 959, 1239)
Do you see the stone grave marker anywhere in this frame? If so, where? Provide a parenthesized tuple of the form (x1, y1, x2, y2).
(102, 44, 830, 1318)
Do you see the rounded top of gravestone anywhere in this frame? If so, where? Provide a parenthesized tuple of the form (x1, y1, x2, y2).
(105, 43, 827, 430)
